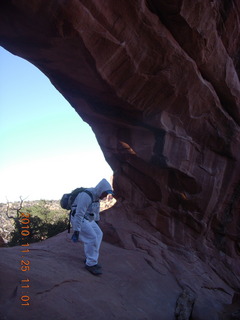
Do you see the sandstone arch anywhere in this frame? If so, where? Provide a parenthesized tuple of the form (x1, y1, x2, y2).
(0, 1, 240, 318)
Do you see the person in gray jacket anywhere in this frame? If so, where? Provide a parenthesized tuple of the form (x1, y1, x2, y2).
(71, 178, 114, 275)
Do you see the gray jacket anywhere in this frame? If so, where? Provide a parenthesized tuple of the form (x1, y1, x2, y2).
(71, 178, 113, 231)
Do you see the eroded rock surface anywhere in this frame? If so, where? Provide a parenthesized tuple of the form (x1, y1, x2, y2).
(0, 1, 240, 319)
(0, 231, 236, 320)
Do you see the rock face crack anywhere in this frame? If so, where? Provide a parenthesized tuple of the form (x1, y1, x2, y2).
(201, 286, 231, 295)
(36, 280, 80, 295)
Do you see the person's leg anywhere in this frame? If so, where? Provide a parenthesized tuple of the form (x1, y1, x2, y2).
(91, 221, 103, 254)
(79, 220, 103, 266)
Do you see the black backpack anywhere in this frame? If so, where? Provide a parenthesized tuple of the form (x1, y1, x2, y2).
(60, 188, 93, 233)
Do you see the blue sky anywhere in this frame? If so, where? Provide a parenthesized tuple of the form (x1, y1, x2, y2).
(0, 46, 113, 203)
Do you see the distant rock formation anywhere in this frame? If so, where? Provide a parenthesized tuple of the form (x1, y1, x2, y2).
(0, 1, 239, 319)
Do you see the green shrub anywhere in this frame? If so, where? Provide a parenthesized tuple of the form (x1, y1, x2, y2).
(8, 201, 68, 246)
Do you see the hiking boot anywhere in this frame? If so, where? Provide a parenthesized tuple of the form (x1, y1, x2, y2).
(85, 264, 102, 276)
(84, 259, 102, 268)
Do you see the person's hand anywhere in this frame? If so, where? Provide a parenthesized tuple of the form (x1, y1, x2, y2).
(71, 231, 79, 243)
(107, 194, 113, 201)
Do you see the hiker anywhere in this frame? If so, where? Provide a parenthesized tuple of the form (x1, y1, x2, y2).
(70, 178, 114, 275)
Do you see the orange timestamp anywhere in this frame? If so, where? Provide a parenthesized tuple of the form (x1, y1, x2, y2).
(19, 212, 31, 306)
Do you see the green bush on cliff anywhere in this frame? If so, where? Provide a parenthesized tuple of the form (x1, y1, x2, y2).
(8, 200, 68, 246)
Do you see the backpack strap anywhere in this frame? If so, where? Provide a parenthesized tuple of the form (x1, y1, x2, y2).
(83, 190, 93, 202)
(67, 211, 72, 234)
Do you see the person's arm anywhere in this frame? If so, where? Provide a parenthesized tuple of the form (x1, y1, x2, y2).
(73, 192, 92, 231)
